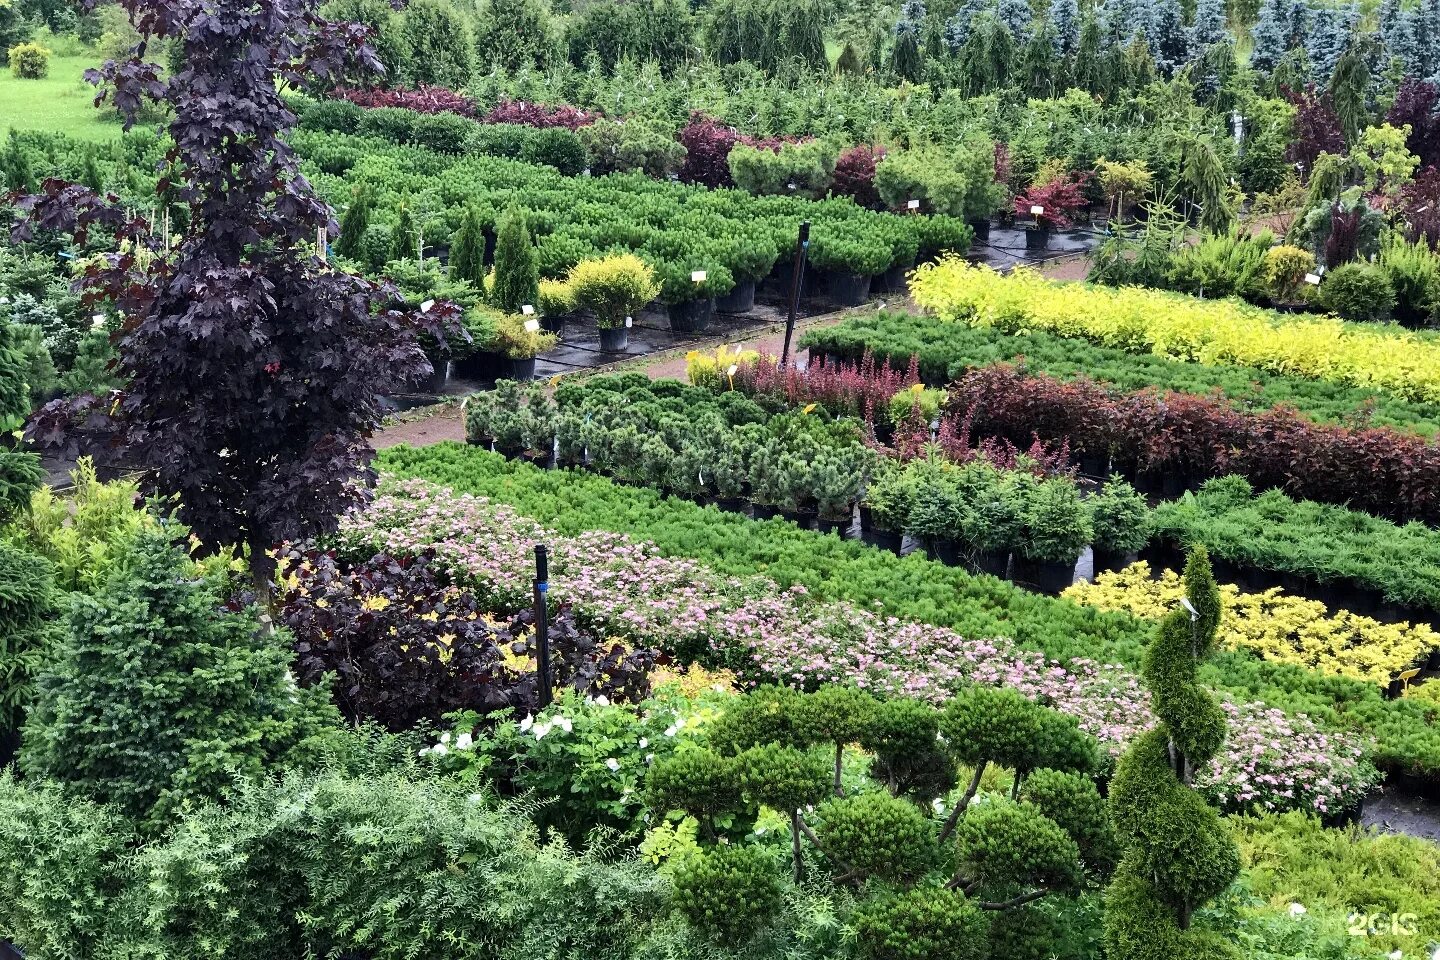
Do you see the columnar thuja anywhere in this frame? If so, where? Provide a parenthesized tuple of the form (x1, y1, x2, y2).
(1104, 546, 1241, 959)
(12, 0, 459, 606)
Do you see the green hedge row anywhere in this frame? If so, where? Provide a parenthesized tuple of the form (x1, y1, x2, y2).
(798, 311, 1440, 437)
(377, 443, 1440, 780)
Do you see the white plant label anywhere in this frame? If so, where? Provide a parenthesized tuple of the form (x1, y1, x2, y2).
(691, 270, 707, 282)
(92, 313, 107, 328)
(523, 318, 541, 333)
(907, 199, 920, 210)
(420, 299, 435, 313)
(521, 304, 535, 316)
(727, 364, 738, 376)
(625, 316, 633, 329)
(1030, 204, 1045, 215)
(1304, 273, 1321, 285)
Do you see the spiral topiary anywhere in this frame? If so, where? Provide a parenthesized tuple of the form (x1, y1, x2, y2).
(671, 844, 782, 943)
(1104, 547, 1241, 960)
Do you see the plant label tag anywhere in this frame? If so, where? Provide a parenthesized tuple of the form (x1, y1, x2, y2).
(907, 199, 920, 210)
(521, 304, 535, 315)
(727, 364, 738, 376)
(1030, 204, 1045, 215)
(420, 299, 435, 313)
(691, 270, 707, 282)
(523, 318, 541, 333)
(92, 313, 107, 328)
(1304, 273, 1321, 285)
(625, 316, 633, 329)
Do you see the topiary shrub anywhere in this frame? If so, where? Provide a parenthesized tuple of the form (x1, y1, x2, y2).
(853, 887, 988, 960)
(671, 844, 782, 942)
(8, 42, 51, 79)
(952, 800, 1083, 896)
(940, 687, 1096, 805)
(299, 98, 364, 134)
(1317, 261, 1397, 322)
(1020, 768, 1119, 876)
(737, 743, 831, 813)
(19, 532, 341, 830)
(645, 747, 742, 836)
(1104, 547, 1241, 960)
(815, 791, 938, 883)
(860, 696, 956, 801)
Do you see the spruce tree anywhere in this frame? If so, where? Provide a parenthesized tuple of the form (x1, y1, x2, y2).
(944, 0, 989, 50)
(1304, 3, 1356, 84)
(891, 0, 927, 82)
(334, 186, 372, 261)
(1104, 548, 1241, 960)
(1249, 0, 1293, 73)
(448, 206, 486, 288)
(3, 132, 34, 194)
(996, 0, 1033, 39)
(1050, 0, 1081, 56)
(80, 148, 104, 194)
(390, 203, 419, 263)
(1181, 133, 1235, 233)
(1023, 21, 1062, 94)
(489, 207, 539, 315)
(1189, 0, 1227, 53)
(1330, 44, 1371, 143)
(1151, 0, 1190, 75)
(1074, 12, 1105, 91)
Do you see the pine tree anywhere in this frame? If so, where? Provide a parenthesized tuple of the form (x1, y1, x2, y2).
(1104, 548, 1242, 960)
(1050, 0, 1081, 56)
(1189, 0, 1227, 53)
(390, 203, 419, 263)
(489, 207, 539, 315)
(448, 206, 486, 288)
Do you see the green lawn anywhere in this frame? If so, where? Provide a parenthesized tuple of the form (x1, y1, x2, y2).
(0, 53, 125, 142)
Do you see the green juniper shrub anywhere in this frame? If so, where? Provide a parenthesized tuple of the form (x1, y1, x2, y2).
(19, 532, 342, 830)
(448, 205, 487, 288)
(334, 185, 373, 261)
(853, 886, 989, 960)
(670, 843, 782, 943)
(1316, 261, 1397, 323)
(390, 203, 419, 263)
(814, 791, 938, 884)
(1087, 476, 1151, 556)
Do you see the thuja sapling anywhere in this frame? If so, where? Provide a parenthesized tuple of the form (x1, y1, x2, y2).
(14, 0, 460, 609)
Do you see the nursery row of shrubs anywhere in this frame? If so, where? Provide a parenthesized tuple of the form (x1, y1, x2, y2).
(797, 311, 1440, 437)
(909, 259, 1440, 404)
(376, 443, 1440, 785)
(296, 131, 970, 308)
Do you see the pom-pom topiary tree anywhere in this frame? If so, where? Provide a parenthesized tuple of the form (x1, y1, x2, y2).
(1104, 546, 1241, 960)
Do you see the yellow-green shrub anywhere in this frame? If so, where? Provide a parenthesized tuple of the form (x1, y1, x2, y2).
(566, 254, 659, 330)
(7, 42, 51, 79)
(1063, 563, 1435, 686)
(910, 258, 1440, 403)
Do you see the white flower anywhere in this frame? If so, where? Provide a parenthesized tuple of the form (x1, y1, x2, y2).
(1389, 951, 1402, 960)
(931, 798, 946, 813)
(557, 717, 573, 733)
(605, 758, 621, 771)
(664, 725, 678, 737)
(645, 753, 655, 763)
(519, 716, 534, 732)
(455, 732, 474, 751)
(534, 723, 552, 740)
(639, 738, 649, 749)
(592, 695, 611, 707)
(440, 731, 452, 744)
(1287, 903, 1306, 917)
(431, 742, 449, 756)
(418, 746, 433, 757)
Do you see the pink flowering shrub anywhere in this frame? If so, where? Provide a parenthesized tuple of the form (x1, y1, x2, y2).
(336, 476, 1378, 813)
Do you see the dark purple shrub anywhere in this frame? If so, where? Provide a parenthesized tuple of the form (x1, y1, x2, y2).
(1325, 203, 1363, 265)
(678, 112, 743, 187)
(1399, 167, 1440, 248)
(331, 83, 477, 116)
(832, 144, 886, 208)
(482, 98, 596, 130)
(1385, 79, 1440, 171)
(1284, 84, 1345, 172)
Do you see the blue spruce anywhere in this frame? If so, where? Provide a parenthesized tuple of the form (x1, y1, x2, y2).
(1190, 0, 1227, 52)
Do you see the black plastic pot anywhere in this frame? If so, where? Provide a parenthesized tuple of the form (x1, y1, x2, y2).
(668, 296, 716, 333)
(1091, 548, 1139, 576)
(598, 325, 629, 352)
(925, 537, 961, 566)
(968, 548, 1010, 579)
(858, 504, 875, 531)
(816, 515, 851, 537)
(861, 526, 903, 555)
(1078, 453, 1111, 478)
(714, 496, 748, 515)
(1025, 226, 1051, 251)
(540, 313, 567, 334)
(717, 278, 757, 313)
(1015, 556, 1078, 594)
(967, 218, 991, 242)
(879, 257, 916, 294)
(779, 507, 816, 529)
(508, 356, 537, 381)
(452, 350, 507, 381)
(827, 271, 873, 307)
(751, 502, 780, 520)
(419, 356, 449, 392)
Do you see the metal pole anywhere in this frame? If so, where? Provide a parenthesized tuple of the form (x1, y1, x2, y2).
(533, 545, 552, 708)
(779, 220, 810, 368)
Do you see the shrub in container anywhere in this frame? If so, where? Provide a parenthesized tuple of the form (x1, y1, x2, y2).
(566, 254, 659, 351)
(1087, 475, 1151, 574)
(1261, 244, 1316, 305)
(716, 224, 781, 313)
(812, 445, 873, 535)
(520, 127, 588, 175)
(1015, 477, 1093, 593)
(912, 215, 975, 262)
(1378, 234, 1440, 327)
(1317, 261, 1397, 322)
(489, 207, 540, 315)
(860, 460, 913, 552)
(876, 218, 921, 292)
(657, 261, 733, 333)
(537, 277, 577, 331)
(955, 463, 1023, 577)
(886, 384, 945, 429)
(808, 232, 890, 306)
(490, 311, 559, 380)
(727, 140, 838, 200)
(874, 136, 1003, 223)
(578, 117, 687, 179)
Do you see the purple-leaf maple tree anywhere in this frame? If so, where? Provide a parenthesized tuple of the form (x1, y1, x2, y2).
(12, 0, 460, 603)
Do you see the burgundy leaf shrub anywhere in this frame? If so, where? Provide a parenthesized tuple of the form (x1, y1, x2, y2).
(330, 84, 477, 116)
(279, 549, 659, 730)
(1400, 167, 1440, 248)
(1014, 172, 1090, 229)
(483, 98, 596, 130)
(831, 144, 887, 208)
(1385, 79, 1440, 171)
(677, 112, 793, 188)
(1285, 84, 1346, 173)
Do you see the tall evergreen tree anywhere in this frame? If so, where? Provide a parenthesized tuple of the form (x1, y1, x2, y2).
(1249, 0, 1291, 73)
(1151, 0, 1190, 75)
(390, 203, 418, 263)
(1303, 2, 1356, 84)
(489, 207, 539, 315)
(1104, 548, 1242, 960)
(996, 0, 1033, 39)
(1330, 43, 1371, 144)
(944, 0, 989, 49)
(1074, 11, 1106, 91)
(1050, 0, 1081, 56)
(892, 0, 927, 82)
(1022, 20, 1062, 94)
(448, 206, 486, 289)
(1189, 0, 1227, 52)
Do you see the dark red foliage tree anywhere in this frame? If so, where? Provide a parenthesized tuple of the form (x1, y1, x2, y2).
(1284, 84, 1346, 173)
(13, 0, 459, 603)
(1385, 79, 1440, 171)
(831, 144, 887, 208)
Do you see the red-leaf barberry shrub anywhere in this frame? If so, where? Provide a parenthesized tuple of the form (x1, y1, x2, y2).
(832, 145, 887, 209)
(483, 98, 595, 130)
